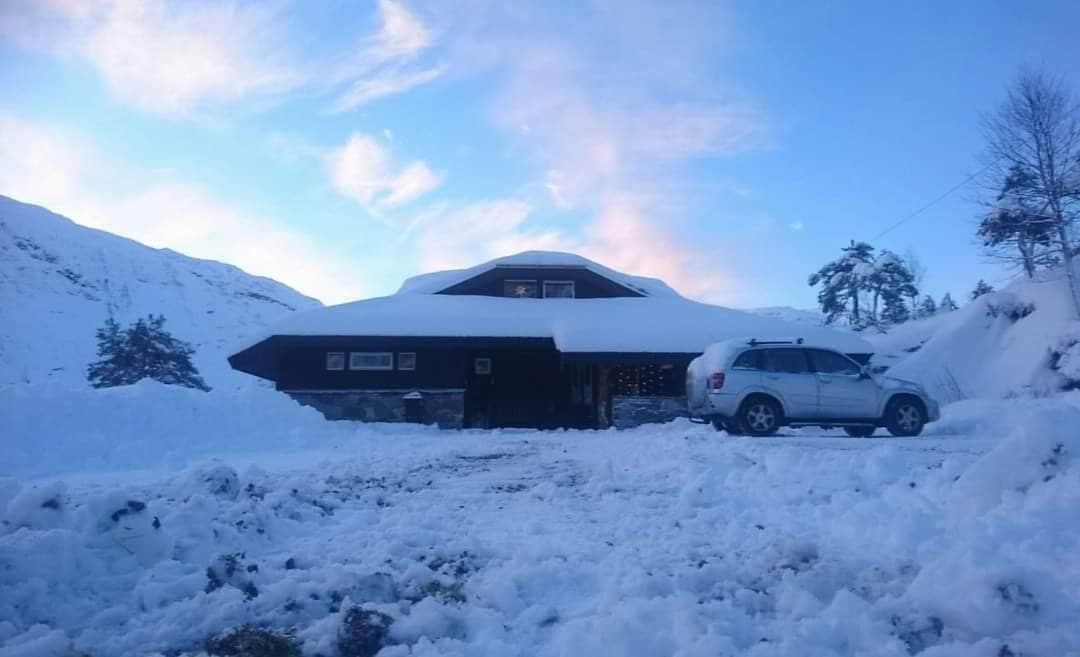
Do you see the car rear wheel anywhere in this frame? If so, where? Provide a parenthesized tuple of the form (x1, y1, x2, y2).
(738, 397, 781, 436)
(885, 397, 925, 437)
(843, 425, 875, 438)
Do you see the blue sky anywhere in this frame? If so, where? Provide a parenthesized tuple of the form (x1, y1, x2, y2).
(1, 0, 1078, 307)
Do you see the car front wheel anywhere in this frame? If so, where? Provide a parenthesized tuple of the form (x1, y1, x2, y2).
(885, 398, 925, 437)
(738, 397, 781, 436)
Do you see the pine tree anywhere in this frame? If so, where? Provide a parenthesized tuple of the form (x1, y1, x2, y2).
(939, 293, 959, 312)
(978, 165, 1056, 278)
(970, 279, 995, 300)
(86, 314, 210, 391)
(867, 250, 918, 326)
(808, 241, 876, 327)
(918, 295, 938, 318)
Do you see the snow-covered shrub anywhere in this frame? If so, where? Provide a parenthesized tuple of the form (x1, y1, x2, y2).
(1048, 325, 1080, 390)
(205, 625, 301, 657)
(985, 293, 1035, 321)
(337, 608, 393, 657)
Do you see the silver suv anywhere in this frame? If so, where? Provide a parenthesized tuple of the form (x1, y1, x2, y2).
(686, 338, 939, 437)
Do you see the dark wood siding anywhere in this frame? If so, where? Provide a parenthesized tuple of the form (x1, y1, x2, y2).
(436, 267, 644, 298)
(265, 336, 555, 391)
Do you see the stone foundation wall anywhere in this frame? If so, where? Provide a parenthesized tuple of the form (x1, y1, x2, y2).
(611, 395, 688, 429)
(287, 389, 464, 429)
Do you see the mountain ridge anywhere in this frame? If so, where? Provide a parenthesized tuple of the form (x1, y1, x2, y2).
(0, 194, 322, 388)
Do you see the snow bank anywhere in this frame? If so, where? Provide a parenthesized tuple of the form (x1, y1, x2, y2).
(0, 381, 363, 478)
(868, 271, 1080, 401)
(1, 400, 1077, 656)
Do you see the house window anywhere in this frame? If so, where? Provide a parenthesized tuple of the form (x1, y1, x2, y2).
(398, 352, 417, 371)
(543, 280, 576, 298)
(503, 280, 538, 298)
(349, 352, 393, 370)
(474, 357, 492, 375)
(326, 352, 346, 371)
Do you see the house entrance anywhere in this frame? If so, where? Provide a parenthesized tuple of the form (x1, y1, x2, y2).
(464, 350, 594, 429)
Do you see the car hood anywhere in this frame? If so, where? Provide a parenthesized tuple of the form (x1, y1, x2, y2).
(877, 374, 927, 392)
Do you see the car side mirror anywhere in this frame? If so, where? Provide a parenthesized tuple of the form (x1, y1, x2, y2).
(858, 364, 872, 380)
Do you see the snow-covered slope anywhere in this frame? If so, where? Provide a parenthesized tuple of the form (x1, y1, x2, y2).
(745, 306, 826, 326)
(0, 195, 321, 389)
(866, 271, 1080, 402)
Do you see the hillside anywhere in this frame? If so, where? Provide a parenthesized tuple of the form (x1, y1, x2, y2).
(0, 196, 321, 389)
(866, 270, 1080, 402)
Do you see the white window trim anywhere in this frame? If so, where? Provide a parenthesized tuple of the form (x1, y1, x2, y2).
(326, 352, 346, 371)
(398, 352, 417, 371)
(542, 280, 576, 298)
(348, 352, 394, 371)
(504, 279, 538, 298)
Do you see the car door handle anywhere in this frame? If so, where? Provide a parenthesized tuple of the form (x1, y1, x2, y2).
(819, 378, 833, 384)
(766, 375, 781, 380)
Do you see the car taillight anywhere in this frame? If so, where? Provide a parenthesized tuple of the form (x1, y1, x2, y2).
(710, 372, 725, 391)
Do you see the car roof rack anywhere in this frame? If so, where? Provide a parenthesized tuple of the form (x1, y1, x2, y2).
(747, 338, 804, 346)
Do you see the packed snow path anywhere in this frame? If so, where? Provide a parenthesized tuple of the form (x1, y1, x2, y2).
(2, 415, 1078, 656)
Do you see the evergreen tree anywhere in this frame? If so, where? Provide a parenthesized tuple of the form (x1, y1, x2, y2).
(918, 295, 938, 317)
(867, 250, 918, 326)
(977, 165, 1056, 278)
(808, 241, 876, 327)
(939, 293, 959, 312)
(86, 314, 209, 391)
(970, 279, 995, 300)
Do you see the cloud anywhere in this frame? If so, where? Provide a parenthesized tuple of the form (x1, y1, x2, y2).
(2, 0, 439, 116)
(790, 221, 804, 231)
(330, 66, 442, 113)
(423, 6, 764, 303)
(328, 0, 442, 112)
(329, 133, 443, 213)
(0, 114, 368, 303)
(411, 195, 734, 302)
(2, 0, 299, 117)
(372, 0, 432, 59)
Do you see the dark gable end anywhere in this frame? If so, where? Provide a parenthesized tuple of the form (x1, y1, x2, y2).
(434, 265, 646, 298)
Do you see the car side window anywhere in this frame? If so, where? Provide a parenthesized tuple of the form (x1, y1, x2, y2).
(808, 349, 860, 375)
(762, 348, 810, 374)
(732, 350, 763, 370)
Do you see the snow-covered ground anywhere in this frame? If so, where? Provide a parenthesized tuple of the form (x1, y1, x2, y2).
(3, 387, 1079, 656)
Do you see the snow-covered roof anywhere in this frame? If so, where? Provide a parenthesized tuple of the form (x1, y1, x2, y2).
(397, 251, 679, 297)
(238, 293, 873, 355)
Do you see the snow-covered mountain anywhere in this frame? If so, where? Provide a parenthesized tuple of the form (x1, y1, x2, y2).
(744, 305, 826, 327)
(0, 195, 321, 389)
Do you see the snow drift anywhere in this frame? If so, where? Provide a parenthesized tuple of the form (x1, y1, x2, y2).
(867, 270, 1080, 402)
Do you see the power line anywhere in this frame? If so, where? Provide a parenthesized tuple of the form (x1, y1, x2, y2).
(870, 164, 991, 241)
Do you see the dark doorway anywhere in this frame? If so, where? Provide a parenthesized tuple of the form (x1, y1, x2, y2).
(464, 349, 588, 429)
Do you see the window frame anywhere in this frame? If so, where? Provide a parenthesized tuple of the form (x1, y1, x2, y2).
(503, 279, 539, 298)
(542, 280, 576, 299)
(326, 351, 346, 371)
(348, 351, 394, 371)
(474, 357, 492, 375)
(397, 352, 417, 371)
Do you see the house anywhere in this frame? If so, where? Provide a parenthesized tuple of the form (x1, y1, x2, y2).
(228, 251, 872, 429)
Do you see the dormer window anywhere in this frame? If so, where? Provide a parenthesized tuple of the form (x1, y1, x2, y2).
(503, 280, 538, 298)
(543, 281, 575, 298)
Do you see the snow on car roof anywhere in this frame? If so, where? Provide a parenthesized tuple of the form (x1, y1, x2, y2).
(237, 292, 872, 356)
(397, 251, 680, 298)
